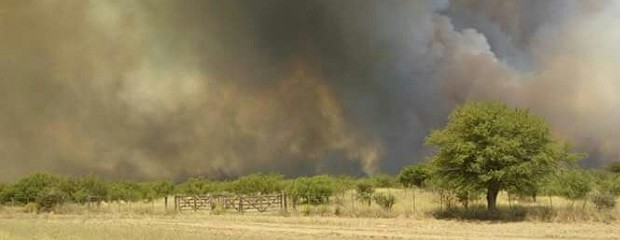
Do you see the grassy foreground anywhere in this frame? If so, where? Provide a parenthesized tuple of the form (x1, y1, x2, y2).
(1, 188, 619, 239)
(1, 213, 620, 240)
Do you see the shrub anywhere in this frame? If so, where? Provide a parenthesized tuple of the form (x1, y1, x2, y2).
(0, 183, 10, 204)
(71, 176, 108, 203)
(35, 188, 68, 212)
(106, 181, 143, 202)
(9, 173, 69, 205)
(288, 175, 336, 204)
(455, 188, 482, 209)
(555, 169, 594, 205)
(355, 181, 374, 205)
(369, 174, 398, 188)
(300, 205, 313, 216)
(373, 192, 396, 210)
(591, 191, 616, 210)
(232, 173, 284, 195)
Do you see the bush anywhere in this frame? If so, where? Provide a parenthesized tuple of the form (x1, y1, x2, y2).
(369, 174, 398, 188)
(300, 205, 313, 216)
(555, 169, 594, 205)
(9, 173, 69, 205)
(455, 188, 482, 209)
(71, 176, 108, 203)
(0, 183, 10, 204)
(35, 188, 67, 212)
(355, 181, 374, 205)
(106, 181, 143, 202)
(373, 192, 396, 210)
(591, 191, 616, 210)
(288, 175, 336, 204)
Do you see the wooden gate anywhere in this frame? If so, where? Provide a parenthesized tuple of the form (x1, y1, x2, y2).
(174, 193, 287, 212)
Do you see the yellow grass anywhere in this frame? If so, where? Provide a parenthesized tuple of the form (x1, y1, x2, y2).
(1, 189, 619, 239)
(1, 213, 620, 240)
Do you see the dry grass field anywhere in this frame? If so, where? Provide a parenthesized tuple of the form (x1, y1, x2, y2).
(1, 213, 619, 240)
(1, 189, 619, 240)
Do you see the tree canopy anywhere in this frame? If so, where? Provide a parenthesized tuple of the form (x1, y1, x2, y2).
(398, 163, 431, 188)
(425, 101, 580, 211)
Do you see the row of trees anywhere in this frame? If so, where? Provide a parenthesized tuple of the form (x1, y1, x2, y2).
(0, 172, 401, 211)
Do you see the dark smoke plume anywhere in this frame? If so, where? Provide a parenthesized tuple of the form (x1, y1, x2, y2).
(0, 0, 618, 181)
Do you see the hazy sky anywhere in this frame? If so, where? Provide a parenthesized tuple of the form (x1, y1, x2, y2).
(1, 0, 619, 180)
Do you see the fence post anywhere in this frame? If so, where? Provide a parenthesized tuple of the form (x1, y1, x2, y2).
(238, 196, 243, 212)
(164, 196, 168, 211)
(193, 196, 198, 211)
(282, 192, 287, 211)
(174, 196, 178, 211)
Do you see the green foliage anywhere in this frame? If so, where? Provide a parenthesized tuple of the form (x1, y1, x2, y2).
(355, 181, 374, 205)
(71, 176, 108, 203)
(288, 175, 336, 204)
(35, 187, 68, 212)
(555, 169, 594, 202)
(9, 173, 68, 204)
(152, 180, 175, 198)
(0, 183, 8, 203)
(232, 173, 283, 195)
(589, 172, 620, 210)
(332, 176, 355, 194)
(373, 192, 396, 210)
(398, 163, 431, 188)
(455, 188, 483, 209)
(426, 101, 580, 210)
(175, 177, 227, 195)
(368, 174, 398, 188)
(107, 181, 142, 202)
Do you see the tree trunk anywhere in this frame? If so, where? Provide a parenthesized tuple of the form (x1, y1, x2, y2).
(486, 183, 500, 212)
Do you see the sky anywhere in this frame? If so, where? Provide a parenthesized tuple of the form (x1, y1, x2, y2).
(1, 0, 619, 181)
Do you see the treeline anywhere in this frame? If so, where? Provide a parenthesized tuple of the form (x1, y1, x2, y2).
(0, 172, 400, 212)
(2, 162, 619, 213)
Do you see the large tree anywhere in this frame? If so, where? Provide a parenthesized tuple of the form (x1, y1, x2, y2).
(426, 101, 578, 211)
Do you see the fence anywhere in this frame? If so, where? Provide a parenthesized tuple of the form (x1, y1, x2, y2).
(174, 193, 287, 212)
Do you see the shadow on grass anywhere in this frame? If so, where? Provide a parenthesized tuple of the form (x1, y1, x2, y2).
(431, 205, 556, 222)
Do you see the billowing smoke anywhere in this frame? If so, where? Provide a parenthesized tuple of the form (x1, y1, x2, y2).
(0, 0, 618, 181)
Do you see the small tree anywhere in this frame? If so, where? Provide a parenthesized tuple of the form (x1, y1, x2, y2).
(555, 169, 594, 207)
(288, 175, 336, 204)
(591, 172, 620, 210)
(373, 192, 396, 210)
(398, 163, 430, 188)
(153, 180, 175, 198)
(355, 181, 374, 206)
(426, 102, 581, 211)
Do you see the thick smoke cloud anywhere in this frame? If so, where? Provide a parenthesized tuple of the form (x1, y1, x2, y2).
(0, 0, 618, 181)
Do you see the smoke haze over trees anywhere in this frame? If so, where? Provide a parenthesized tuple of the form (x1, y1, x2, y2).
(1, 0, 619, 180)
